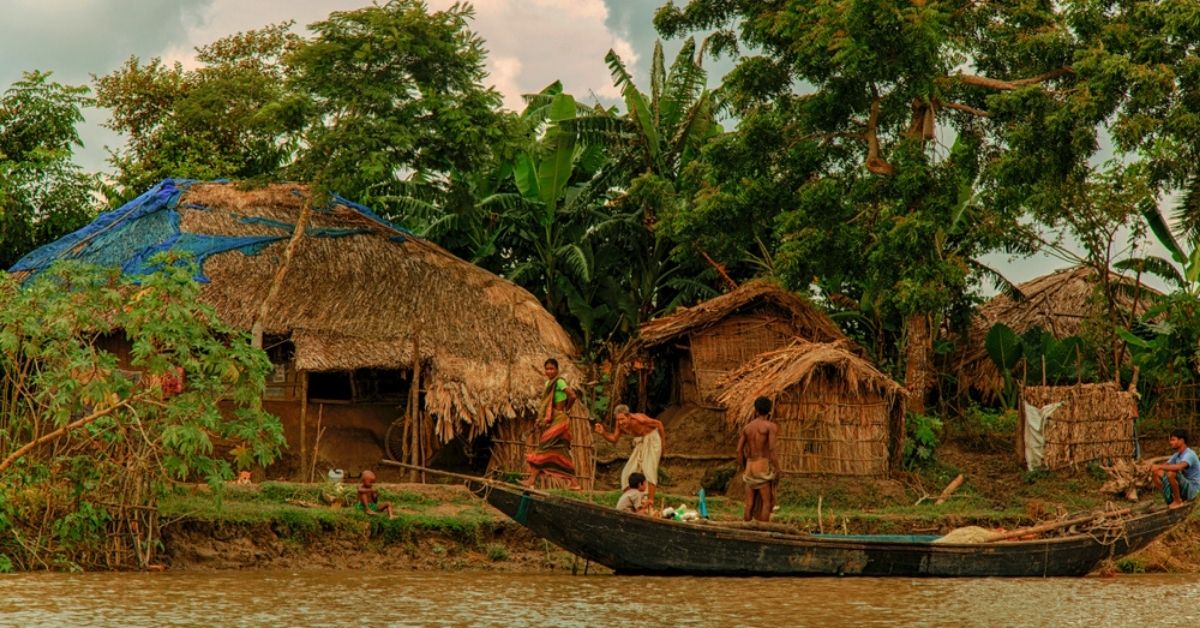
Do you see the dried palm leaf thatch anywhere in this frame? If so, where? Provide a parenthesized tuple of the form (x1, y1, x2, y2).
(1021, 382, 1137, 470)
(14, 180, 579, 442)
(637, 280, 848, 349)
(637, 280, 853, 405)
(956, 266, 1157, 400)
(716, 340, 906, 475)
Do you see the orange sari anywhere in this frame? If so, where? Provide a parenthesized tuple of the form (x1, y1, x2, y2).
(524, 378, 575, 480)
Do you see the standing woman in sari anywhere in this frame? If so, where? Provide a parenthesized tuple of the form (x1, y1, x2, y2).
(522, 358, 581, 489)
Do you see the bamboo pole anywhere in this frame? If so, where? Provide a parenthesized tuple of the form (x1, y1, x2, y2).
(984, 507, 1134, 542)
(935, 474, 965, 505)
(299, 371, 309, 482)
(409, 334, 422, 483)
(250, 195, 312, 349)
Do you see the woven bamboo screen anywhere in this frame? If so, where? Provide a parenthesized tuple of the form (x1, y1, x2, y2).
(1021, 383, 1136, 470)
(774, 385, 891, 475)
(486, 405, 595, 491)
(689, 314, 796, 404)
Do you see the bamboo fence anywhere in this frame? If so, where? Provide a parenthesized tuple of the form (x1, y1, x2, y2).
(1021, 382, 1136, 470)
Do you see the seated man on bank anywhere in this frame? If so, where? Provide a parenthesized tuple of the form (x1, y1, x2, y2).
(1151, 428, 1200, 510)
(615, 472, 651, 514)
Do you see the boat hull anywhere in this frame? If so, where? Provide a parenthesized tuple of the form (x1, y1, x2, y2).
(470, 481, 1189, 577)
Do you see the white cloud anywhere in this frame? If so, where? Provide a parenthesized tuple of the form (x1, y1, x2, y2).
(429, 0, 636, 109)
(1, 0, 636, 171)
(163, 0, 635, 111)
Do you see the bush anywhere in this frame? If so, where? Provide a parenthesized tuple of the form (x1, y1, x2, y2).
(485, 543, 508, 562)
(955, 406, 1016, 452)
(903, 413, 943, 469)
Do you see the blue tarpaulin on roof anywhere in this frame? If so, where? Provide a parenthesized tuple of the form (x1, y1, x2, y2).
(8, 178, 412, 283)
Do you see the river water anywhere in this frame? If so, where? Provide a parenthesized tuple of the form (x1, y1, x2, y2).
(1, 570, 1198, 626)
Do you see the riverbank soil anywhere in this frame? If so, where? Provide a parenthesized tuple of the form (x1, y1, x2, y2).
(159, 436, 1197, 574)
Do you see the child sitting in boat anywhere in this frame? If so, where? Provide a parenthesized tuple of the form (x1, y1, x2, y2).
(1151, 428, 1200, 509)
(616, 472, 650, 514)
(357, 470, 395, 519)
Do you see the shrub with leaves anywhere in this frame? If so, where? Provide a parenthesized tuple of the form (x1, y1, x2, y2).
(903, 413, 943, 469)
(0, 258, 283, 571)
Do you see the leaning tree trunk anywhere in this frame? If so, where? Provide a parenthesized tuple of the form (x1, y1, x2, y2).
(903, 313, 932, 415)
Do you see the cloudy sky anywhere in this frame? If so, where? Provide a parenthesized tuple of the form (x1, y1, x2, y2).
(0, 0, 710, 172)
(0, 0, 1148, 287)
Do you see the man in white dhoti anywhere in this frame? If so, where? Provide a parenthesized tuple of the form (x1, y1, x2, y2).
(596, 404, 666, 506)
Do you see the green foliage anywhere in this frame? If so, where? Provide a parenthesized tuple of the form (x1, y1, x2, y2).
(985, 324, 1023, 372)
(953, 406, 1016, 452)
(94, 2, 514, 206)
(1114, 557, 1146, 574)
(0, 259, 282, 570)
(903, 413, 943, 469)
(1022, 468, 1052, 484)
(485, 543, 509, 562)
(0, 71, 99, 267)
(985, 323, 1099, 407)
(94, 23, 301, 200)
(288, 0, 513, 204)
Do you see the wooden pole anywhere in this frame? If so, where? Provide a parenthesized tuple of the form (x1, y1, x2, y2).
(984, 507, 1133, 543)
(409, 334, 422, 483)
(299, 371, 309, 482)
(935, 474, 964, 505)
(251, 195, 312, 349)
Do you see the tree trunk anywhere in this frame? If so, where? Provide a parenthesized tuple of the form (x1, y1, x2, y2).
(904, 313, 932, 415)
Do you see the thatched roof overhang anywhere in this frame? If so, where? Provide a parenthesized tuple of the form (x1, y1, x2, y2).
(956, 265, 1158, 398)
(9, 179, 579, 440)
(637, 280, 849, 350)
(715, 339, 905, 429)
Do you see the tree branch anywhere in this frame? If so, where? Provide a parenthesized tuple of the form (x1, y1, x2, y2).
(956, 67, 1073, 91)
(865, 95, 895, 175)
(0, 401, 132, 473)
(940, 100, 990, 117)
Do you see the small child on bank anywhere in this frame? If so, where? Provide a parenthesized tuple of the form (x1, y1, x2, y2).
(615, 472, 650, 514)
(357, 470, 395, 519)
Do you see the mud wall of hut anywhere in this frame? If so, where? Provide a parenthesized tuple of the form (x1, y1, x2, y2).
(687, 313, 798, 405)
(773, 385, 892, 475)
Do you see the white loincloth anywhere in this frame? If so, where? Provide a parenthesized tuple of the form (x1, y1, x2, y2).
(621, 430, 662, 488)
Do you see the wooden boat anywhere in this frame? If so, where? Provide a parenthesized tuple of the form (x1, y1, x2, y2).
(464, 478, 1191, 577)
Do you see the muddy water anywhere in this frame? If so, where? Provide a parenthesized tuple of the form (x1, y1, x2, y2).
(1, 570, 1198, 626)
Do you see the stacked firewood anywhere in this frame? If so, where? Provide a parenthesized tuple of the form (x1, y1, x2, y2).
(1099, 456, 1167, 501)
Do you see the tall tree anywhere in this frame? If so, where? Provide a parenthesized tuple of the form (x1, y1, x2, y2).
(286, 0, 516, 204)
(95, 23, 301, 199)
(655, 0, 1117, 412)
(0, 71, 97, 268)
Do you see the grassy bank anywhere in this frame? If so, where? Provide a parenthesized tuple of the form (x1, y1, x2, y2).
(157, 442, 1198, 574)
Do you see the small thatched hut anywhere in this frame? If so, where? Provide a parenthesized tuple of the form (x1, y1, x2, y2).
(1019, 383, 1137, 471)
(10, 179, 583, 480)
(636, 281, 850, 408)
(956, 266, 1157, 400)
(717, 340, 906, 475)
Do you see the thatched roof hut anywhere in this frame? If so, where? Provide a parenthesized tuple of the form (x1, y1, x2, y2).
(717, 340, 906, 475)
(956, 266, 1157, 399)
(636, 281, 850, 407)
(1019, 383, 1137, 471)
(10, 179, 578, 446)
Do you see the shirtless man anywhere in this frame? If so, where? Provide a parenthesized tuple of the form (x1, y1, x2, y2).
(595, 405, 666, 506)
(736, 396, 779, 522)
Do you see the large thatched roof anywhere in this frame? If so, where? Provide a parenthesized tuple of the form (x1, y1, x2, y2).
(956, 265, 1157, 398)
(10, 179, 578, 439)
(637, 280, 847, 349)
(716, 339, 905, 429)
